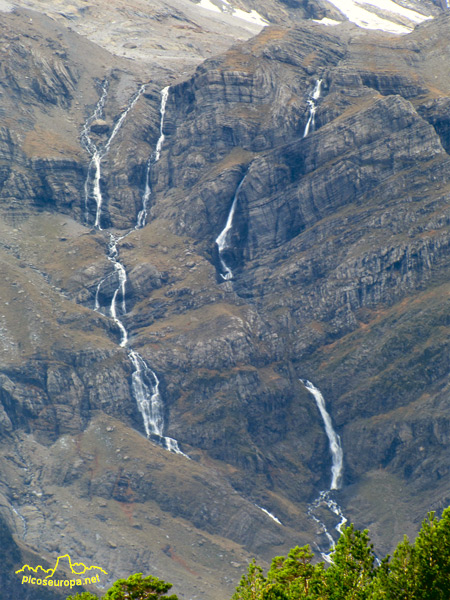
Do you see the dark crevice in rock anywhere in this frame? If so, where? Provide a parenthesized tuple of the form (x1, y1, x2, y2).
(417, 97, 450, 155)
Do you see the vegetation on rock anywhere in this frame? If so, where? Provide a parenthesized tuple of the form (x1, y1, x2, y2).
(231, 507, 450, 599)
(66, 573, 178, 600)
(65, 507, 450, 600)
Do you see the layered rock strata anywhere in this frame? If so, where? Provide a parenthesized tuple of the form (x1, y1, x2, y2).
(1, 5, 450, 600)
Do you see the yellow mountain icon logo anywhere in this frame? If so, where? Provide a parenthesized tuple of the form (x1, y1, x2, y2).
(16, 554, 107, 584)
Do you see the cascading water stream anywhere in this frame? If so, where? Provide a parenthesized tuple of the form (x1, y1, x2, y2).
(215, 174, 247, 280)
(136, 86, 170, 229)
(94, 275, 108, 312)
(86, 83, 186, 457)
(81, 80, 108, 225)
(81, 82, 146, 229)
(301, 379, 347, 560)
(106, 233, 129, 348)
(303, 380, 343, 490)
(11, 506, 27, 539)
(95, 235, 186, 455)
(129, 350, 188, 456)
(303, 79, 322, 138)
(154, 86, 170, 163)
(255, 504, 283, 525)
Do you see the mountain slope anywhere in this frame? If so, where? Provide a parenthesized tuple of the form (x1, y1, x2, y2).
(1, 3, 450, 599)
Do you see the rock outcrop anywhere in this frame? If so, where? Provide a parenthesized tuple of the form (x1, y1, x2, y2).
(125, 14, 450, 556)
(1, 3, 450, 599)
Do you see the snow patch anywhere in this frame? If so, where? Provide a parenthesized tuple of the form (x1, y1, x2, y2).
(232, 7, 269, 27)
(195, 0, 269, 28)
(195, 0, 429, 35)
(326, 0, 410, 33)
(0, 1, 14, 12)
(198, 0, 221, 13)
(325, 0, 431, 34)
(354, 0, 431, 24)
(314, 17, 342, 26)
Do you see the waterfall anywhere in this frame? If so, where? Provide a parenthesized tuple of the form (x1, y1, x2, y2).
(106, 233, 129, 348)
(154, 86, 170, 162)
(94, 275, 108, 312)
(255, 504, 283, 525)
(136, 86, 170, 229)
(84, 83, 186, 458)
(94, 234, 186, 455)
(137, 158, 152, 230)
(303, 380, 343, 490)
(11, 506, 27, 539)
(303, 79, 322, 138)
(81, 82, 146, 229)
(129, 350, 188, 457)
(215, 175, 246, 280)
(301, 379, 347, 559)
(81, 80, 108, 225)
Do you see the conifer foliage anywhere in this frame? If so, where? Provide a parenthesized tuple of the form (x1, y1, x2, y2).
(65, 508, 450, 600)
(232, 507, 450, 600)
(66, 573, 178, 600)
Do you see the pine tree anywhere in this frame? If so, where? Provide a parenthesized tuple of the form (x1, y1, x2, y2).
(410, 509, 450, 599)
(324, 525, 376, 600)
(102, 573, 178, 600)
(371, 536, 415, 600)
(231, 506, 450, 600)
(265, 545, 325, 599)
(370, 508, 450, 599)
(232, 559, 266, 600)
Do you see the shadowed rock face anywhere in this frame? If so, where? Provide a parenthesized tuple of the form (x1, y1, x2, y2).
(0, 513, 64, 600)
(1, 3, 450, 599)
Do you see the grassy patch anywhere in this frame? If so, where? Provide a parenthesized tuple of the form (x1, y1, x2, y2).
(23, 125, 81, 160)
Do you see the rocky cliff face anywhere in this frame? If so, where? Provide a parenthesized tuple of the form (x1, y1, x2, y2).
(1, 2, 450, 599)
(143, 16, 450, 513)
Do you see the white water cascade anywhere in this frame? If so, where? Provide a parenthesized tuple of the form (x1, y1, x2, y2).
(301, 379, 347, 559)
(215, 175, 246, 280)
(106, 233, 129, 348)
(303, 79, 322, 138)
(86, 83, 186, 457)
(303, 380, 343, 490)
(129, 350, 188, 455)
(81, 80, 108, 225)
(81, 81, 146, 229)
(11, 506, 27, 539)
(94, 234, 187, 456)
(136, 86, 170, 229)
(255, 504, 283, 525)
